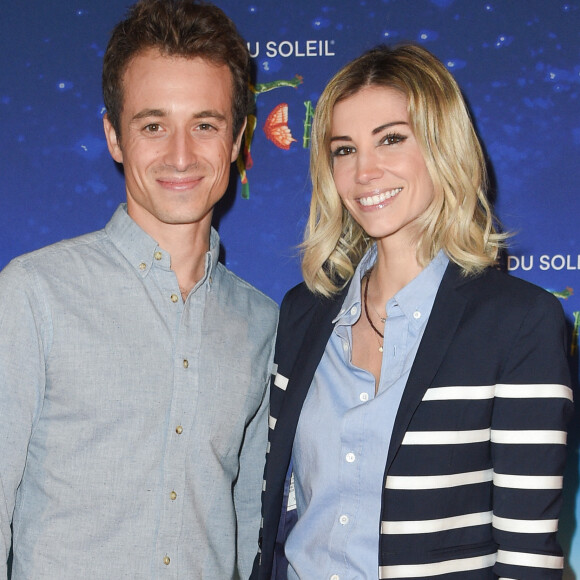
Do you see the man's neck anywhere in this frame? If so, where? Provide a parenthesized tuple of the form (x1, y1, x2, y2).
(163, 224, 211, 295)
(128, 207, 213, 295)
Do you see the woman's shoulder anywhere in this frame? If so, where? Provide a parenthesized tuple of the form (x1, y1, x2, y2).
(277, 281, 346, 340)
(281, 281, 342, 315)
(457, 265, 564, 317)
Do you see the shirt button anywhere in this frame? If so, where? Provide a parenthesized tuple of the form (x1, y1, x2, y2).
(176, 425, 183, 435)
(339, 514, 349, 525)
(413, 310, 421, 319)
(183, 359, 189, 368)
(342, 341, 348, 352)
(345, 452, 356, 463)
(350, 306, 357, 316)
(139, 262, 147, 271)
(154, 251, 163, 260)
(170, 491, 177, 501)
(170, 294, 179, 303)
(163, 556, 170, 565)
(331, 575, 340, 580)
(360, 392, 369, 402)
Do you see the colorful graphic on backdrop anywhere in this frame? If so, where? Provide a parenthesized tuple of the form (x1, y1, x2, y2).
(263, 103, 296, 150)
(236, 74, 303, 198)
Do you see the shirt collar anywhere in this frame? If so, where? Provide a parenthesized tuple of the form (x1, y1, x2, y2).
(105, 203, 220, 287)
(333, 245, 378, 326)
(333, 245, 448, 328)
(394, 250, 448, 329)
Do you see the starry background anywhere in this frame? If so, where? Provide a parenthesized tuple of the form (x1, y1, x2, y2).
(1, 0, 579, 573)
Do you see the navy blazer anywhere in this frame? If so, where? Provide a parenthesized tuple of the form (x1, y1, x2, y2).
(252, 263, 573, 580)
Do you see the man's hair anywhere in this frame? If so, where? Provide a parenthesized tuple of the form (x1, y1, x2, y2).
(102, 0, 252, 140)
(302, 44, 507, 297)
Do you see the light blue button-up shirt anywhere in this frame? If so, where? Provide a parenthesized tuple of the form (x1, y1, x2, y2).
(0, 204, 278, 579)
(286, 247, 448, 580)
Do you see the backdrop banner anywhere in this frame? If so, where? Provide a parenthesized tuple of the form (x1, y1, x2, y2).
(1, 0, 579, 574)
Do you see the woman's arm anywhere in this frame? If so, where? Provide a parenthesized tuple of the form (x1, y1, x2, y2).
(491, 290, 573, 579)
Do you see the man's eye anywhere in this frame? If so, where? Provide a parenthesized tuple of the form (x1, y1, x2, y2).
(144, 123, 161, 133)
(197, 123, 216, 132)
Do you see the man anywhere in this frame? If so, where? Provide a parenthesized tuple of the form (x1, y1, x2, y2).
(0, 1, 277, 578)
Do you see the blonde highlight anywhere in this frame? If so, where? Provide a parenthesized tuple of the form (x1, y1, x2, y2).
(302, 44, 507, 296)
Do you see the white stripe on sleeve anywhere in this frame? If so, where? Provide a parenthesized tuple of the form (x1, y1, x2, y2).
(273, 372, 289, 391)
(493, 515, 558, 534)
(491, 429, 567, 445)
(493, 472, 563, 490)
(381, 511, 492, 535)
(379, 553, 496, 578)
(496, 549, 563, 569)
(386, 469, 493, 490)
(495, 383, 573, 400)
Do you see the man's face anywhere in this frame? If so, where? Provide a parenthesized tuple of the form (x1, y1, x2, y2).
(104, 48, 244, 237)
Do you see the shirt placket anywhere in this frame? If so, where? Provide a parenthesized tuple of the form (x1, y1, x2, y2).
(151, 252, 205, 577)
(333, 310, 373, 576)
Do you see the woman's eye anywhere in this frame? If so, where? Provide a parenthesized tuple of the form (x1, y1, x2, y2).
(331, 146, 355, 157)
(383, 132, 407, 145)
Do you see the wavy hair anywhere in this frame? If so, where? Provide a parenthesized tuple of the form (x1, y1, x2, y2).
(302, 44, 506, 297)
(102, 0, 252, 140)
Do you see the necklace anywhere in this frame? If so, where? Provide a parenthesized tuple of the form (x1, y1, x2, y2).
(363, 273, 385, 352)
(369, 285, 386, 323)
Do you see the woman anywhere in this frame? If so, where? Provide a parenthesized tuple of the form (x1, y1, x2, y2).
(253, 45, 572, 580)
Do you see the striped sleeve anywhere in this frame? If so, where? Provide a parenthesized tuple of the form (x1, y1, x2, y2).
(490, 291, 572, 579)
(491, 382, 572, 579)
(379, 377, 572, 580)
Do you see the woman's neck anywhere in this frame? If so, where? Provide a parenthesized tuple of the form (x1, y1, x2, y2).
(370, 241, 423, 303)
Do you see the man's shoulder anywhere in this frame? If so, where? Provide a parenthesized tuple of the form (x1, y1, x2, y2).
(10, 229, 106, 262)
(214, 263, 278, 318)
(2, 229, 107, 279)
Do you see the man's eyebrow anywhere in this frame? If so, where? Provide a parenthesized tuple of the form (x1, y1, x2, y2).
(193, 110, 228, 123)
(131, 108, 167, 122)
(130, 109, 228, 123)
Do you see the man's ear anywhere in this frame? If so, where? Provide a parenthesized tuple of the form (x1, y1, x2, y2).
(103, 113, 123, 164)
(231, 117, 247, 163)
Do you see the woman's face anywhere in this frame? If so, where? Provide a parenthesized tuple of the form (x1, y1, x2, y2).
(330, 85, 435, 249)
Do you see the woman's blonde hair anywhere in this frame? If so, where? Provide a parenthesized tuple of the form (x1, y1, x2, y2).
(302, 44, 506, 297)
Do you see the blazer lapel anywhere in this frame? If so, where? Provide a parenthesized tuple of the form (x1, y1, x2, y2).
(270, 286, 348, 452)
(386, 263, 469, 470)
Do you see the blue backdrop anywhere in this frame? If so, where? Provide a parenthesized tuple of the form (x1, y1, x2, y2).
(1, 0, 579, 574)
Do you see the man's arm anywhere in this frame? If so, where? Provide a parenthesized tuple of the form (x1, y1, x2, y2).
(234, 332, 276, 580)
(0, 259, 48, 576)
(0, 477, 10, 578)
